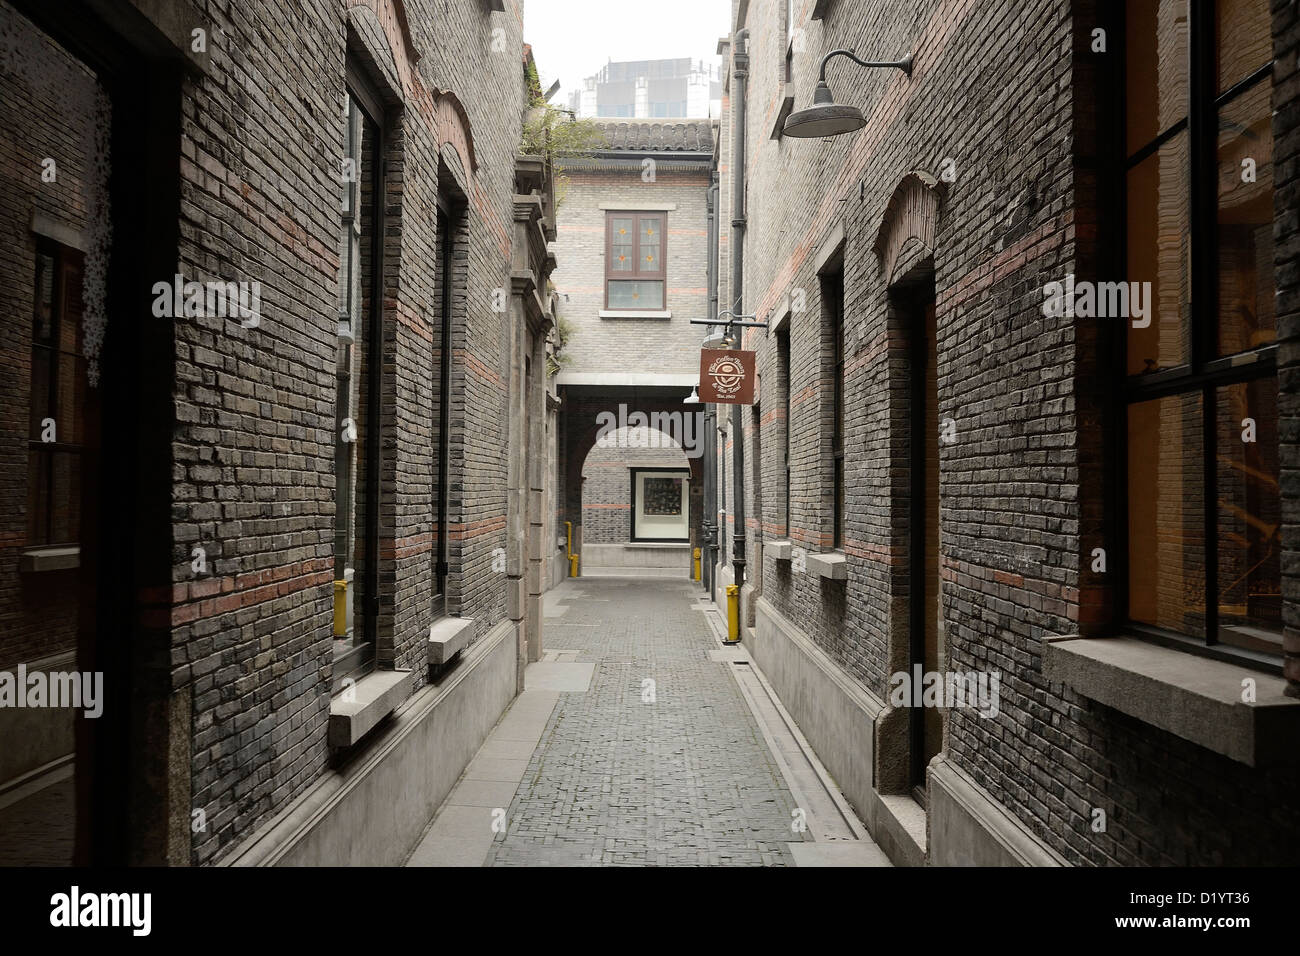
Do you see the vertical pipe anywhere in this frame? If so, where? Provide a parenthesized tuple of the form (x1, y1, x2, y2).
(703, 174, 719, 594)
(729, 29, 749, 603)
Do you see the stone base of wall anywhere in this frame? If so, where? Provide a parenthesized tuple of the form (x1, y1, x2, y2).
(221, 621, 517, 867)
(750, 597, 886, 845)
(583, 542, 691, 569)
(927, 754, 1068, 866)
(750, 596, 1065, 867)
(0, 649, 76, 788)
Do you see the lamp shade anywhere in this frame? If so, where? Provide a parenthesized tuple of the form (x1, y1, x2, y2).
(783, 80, 867, 138)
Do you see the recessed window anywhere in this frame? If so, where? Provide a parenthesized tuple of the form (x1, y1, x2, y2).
(28, 241, 85, 548)
(606, 211, 666, 310)
(1123, 0, 1277, 660)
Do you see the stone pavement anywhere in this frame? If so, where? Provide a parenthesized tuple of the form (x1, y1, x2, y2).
(409, 575, 890, 867)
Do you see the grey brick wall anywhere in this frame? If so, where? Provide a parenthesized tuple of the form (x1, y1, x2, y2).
(719, 0, 1300, 864)
(0, 2, 104, 670)
(149, 0, 526, 863)
(555, 165, 712, 376)
(581, 427, 690, 543)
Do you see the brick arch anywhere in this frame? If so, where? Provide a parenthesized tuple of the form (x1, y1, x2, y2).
(347, 1, 478, 176)
(872, 171, 946, 286)
(430, 90, 478, 176)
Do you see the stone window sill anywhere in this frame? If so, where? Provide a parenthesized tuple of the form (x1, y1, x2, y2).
(1043, 635, 1300, 768)
(599, 309, 672, 319)
(767, 539, 793, 561)
(328, 669, 411, 748)
(19, 546, 80, 573)
(806, 551, 847, 580)
(623, 542, 689, 549)
(428, 617, 475, 668)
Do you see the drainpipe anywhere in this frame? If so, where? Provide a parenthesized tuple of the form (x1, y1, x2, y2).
(703, 173, 719, 595)
(729, 28, 749, 599)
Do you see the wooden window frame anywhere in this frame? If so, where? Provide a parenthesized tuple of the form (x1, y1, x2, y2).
(604, 210, 667, 311)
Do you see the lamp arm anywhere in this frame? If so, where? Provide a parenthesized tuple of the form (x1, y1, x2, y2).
(817, 48, 913, 82)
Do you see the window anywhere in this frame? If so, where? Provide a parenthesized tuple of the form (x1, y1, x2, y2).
(631, 468, 690, 541)
(777, 327, 791, 535)
(605, 211, 666, 310)
(432, 207, 455, 618)
(1123, 0, 1277, 661)
(334, 81, 386, 689)
(822, 271, 845, 550)
(28, 241, 85, 548)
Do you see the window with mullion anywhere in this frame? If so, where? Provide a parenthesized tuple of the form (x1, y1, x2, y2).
(1123, 0, 1278, 661)
(27, 241, 85, 548)
(605, 211, 666, 310)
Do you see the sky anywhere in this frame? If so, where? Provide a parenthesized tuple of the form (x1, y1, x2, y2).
(523, 0, 730, 111)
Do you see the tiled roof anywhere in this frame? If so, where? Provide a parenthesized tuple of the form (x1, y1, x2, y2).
(591, 120, 715, 152)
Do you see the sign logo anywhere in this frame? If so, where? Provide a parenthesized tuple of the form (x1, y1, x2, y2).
(699, 349, 756, 405)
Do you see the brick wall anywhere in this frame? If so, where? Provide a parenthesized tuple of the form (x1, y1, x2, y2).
(582, 426, 691, 543)
(555, 163, 711, 376)
(0, 2, 106, 671)
(720, 0, 1300, 864)
(148, 0, 526, 863)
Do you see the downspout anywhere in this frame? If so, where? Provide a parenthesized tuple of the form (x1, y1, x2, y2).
(729, 28, 749, 598)
(703, 173, 719, 595)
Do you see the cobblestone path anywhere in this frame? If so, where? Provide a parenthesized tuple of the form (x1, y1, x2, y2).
(483, 577, 797, 866)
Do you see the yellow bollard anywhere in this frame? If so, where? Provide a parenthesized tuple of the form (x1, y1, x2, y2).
(725, 584, 740, 643)
(564, 521, 578, 577)
(333, 580, 348, 637)
(693, 547, 701, 581)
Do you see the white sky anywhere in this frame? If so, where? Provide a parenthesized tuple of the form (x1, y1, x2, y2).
(524, 0, 730, 110)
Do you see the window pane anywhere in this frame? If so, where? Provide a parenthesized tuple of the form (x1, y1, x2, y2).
(1128, 392, 1205, 637)
(29, 345, 52, 438)
(1127, 132, 1190, 375)
(49, 450, 80, 544)
(1215, 379, 1281, 653)
(640, 217, 661, 273)
(55, 351, 85, 446)
(611, 217, 634, 272)
(27, 450, 50, 545)
(1216, 79, 1274, 356)
(32, 252, 55, 343)
(1216, 0, 1271, 93)
(608, 280, 663, 309)
(1126, 0, 1187, 154)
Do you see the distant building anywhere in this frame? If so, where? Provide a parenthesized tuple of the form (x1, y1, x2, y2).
(568, 58, 721, 119)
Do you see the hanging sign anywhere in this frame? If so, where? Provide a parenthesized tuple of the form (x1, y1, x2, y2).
(699, 349, 756, 405)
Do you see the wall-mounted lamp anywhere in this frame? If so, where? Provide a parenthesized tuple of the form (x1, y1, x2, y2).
(683, 385, 700, 404)
(783, 49, 913, 139)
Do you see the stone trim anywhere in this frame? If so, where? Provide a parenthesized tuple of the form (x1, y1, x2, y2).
(1043, 635, 1300, 768)
(807, 550, 847, 580)
(18, 546, 80, 573)
(328, 669, 411, 748)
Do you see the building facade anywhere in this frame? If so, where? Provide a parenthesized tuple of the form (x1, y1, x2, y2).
(0, 0, 553, 866)
(710, 0, 1300, 864)
(569, 58, 722, 119)
(552, 118, 716, 576)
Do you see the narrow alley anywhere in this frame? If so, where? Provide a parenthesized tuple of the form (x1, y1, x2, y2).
(409, 576, 886, 867)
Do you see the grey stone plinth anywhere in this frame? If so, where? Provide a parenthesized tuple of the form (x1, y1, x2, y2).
(429, 617, 475, 667)
(328, 669, 411, 749)
(806, 551, 847, 580)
